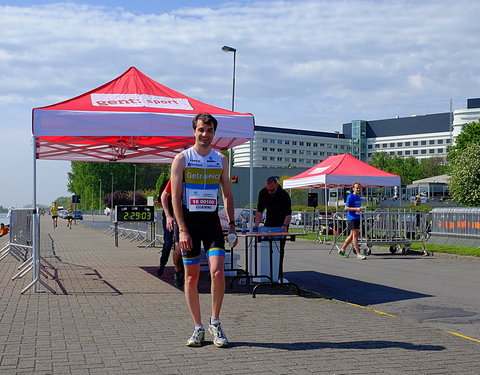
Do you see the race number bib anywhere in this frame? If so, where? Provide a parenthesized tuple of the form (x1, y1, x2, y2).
(186, 189, 218, 212)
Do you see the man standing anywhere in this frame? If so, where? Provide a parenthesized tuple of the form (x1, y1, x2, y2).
(157, 179, 184, 287)
(171, 113, 237, 348)
(253, 177, 292, 280)
(253, 176, 292, 232)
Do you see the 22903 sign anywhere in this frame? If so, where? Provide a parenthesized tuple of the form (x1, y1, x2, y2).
(116, 206, 155, 222)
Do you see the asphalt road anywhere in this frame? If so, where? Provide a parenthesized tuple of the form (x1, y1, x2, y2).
(282, 240, 480, 341)
(76, 216, 480, 341)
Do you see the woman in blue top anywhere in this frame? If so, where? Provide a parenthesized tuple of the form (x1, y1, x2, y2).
(338, 182, 366, 260)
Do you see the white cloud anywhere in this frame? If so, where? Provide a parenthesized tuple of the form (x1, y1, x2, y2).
(0, 0, 480, 207)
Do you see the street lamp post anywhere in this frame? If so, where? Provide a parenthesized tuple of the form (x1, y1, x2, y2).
(334, 131, 340, 155)
(98, 179, 102, 214)
(110, 172, 114, 220)
(133, 164, 137, 206)
(222, 45, 236, 173)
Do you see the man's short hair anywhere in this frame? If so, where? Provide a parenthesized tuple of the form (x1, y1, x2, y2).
(192, 113, 218, 131)
(266, 176, 278, 185)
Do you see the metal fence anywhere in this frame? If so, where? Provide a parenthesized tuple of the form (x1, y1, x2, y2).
(429, 207, 480, 247)
(332, 209, 429, 256)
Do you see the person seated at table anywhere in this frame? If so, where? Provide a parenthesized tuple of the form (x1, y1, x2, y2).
(0, 223, 9, 237)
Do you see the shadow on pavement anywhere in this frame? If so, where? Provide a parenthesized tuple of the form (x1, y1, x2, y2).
(285, 270, 432, 305)
(229, 340, 444, 351)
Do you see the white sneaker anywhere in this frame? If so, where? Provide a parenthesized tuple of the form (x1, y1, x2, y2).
(209, 320, 229, 347)
(186, 326, 205, 347)
(356, 253, 366, 260)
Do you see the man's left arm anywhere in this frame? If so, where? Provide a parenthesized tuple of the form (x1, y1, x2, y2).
(281, 190, 292, 232)
(219, 155, 238, 246)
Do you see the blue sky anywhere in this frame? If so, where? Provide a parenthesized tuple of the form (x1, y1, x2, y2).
(1, 0, 479, 207)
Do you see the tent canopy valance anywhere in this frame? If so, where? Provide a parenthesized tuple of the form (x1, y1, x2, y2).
(283, 153, 401, 189)
(32, 67, 255, 163)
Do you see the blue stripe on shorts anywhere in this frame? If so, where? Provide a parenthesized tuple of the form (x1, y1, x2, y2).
(182, 254, 201, 265)
(206, 248, 225, 258)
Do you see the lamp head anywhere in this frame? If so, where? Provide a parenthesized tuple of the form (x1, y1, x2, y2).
(222, 45, 236, 53)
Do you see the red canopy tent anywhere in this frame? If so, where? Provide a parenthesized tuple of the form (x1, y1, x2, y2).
(27, 67, 255, 294)
(283, 153, 401, 189)
(32, 66, 255, 163)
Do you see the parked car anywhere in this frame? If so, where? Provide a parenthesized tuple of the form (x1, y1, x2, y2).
(235, 209, 265, 228)
(58, 209, 68, 219)
(73, 210, 83, 220)
(291, 211, 305, 225)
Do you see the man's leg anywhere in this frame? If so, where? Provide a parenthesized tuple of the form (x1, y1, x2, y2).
(184, 263, 201, 324)
(208, 254, 228, 347)
(208, 255, 225, 318)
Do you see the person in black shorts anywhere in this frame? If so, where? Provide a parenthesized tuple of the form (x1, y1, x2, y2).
(171, 113, 238, 348)
(338, 182, 366, 260)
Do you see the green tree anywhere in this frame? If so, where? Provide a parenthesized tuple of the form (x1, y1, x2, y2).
(369, 152, 391, 171)
(448, 143, 480, 206)
(448, 120, 480, 163)
(67, 162, 169, 209)
(419, 157, 448, 179)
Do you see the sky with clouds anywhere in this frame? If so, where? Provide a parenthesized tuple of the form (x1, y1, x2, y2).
(1, 0, 479, 208)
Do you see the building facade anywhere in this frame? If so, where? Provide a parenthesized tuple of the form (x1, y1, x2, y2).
(233, 98, 480, 167)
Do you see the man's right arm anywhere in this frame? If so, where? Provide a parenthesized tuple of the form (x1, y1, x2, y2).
(171, 153, 191, 250)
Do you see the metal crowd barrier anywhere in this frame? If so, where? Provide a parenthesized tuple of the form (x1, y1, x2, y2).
(332, 209, 429, 256)
(429, 207, 480, 247)
(105, 215, 163, 248)
(1, 208, 56, 294)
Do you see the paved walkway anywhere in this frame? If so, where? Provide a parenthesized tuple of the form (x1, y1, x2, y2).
(0, 218, 478, 374)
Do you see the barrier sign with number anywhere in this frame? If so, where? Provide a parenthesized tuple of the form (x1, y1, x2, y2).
(116, 205, 155, 222)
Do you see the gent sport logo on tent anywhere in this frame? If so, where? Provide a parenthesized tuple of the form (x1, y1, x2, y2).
(91, 94, 193, 110)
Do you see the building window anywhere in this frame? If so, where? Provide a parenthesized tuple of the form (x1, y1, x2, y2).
(389, 151, 395, 156)
(405, 150, 411, 155)
(429, 140, 435, 144)
(306, 142, 311, 147)
(319, 143, 325, 147)
(262, 156, 267, 160)
(438, 139, 443, 144)
(390, 143, 395, 147)
(292, 158, 297, 162)
(262, 147, 267, 151)
(313, 143, 318, 147)
(277, 140, 282, 144)
(438, 148, 444, 153)
(327, 144, 332, 148)
(299, 150, 304, 154)
(368, 144, 373, 149)
(299, 141, 304, 146)
(292, 150, 297, 154)
(319, 151, 325, 156)
(270, 147, 275, 151)
(421, 140, 427, 145)
(413, 150, 418, 154)
(277, 148, 282, 152)
(405, 141, 411, 146)
(375, 144, 380, 149)
(262, 138, 268, 143)
(285, 140, 290, 145)
(270, 156, 275, 160)
(306, 151, 311, 155)
(446, 138, 451, 144)
(312, 151, 317, 156)
(421, 149, 427, 154)
(397, 142, 403, 147)
(413, 141, 418, 146)
(270, 139, 275, 143)
(382, 143, 387, 148)
(277, 157, 282, 161)
(285, 149, 290, 153)
(429, 149, 435, 153)
(398, 151, 403, 155)
(292, 141, 297, 145)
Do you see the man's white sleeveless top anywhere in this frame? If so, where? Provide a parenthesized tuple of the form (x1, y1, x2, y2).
(182, 147, 223, 212)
